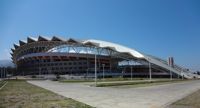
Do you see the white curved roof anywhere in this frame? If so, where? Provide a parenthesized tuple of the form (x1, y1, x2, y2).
(83, 39, 144, 58)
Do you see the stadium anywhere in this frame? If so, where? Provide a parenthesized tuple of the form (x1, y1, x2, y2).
(11, 36, 196, 79)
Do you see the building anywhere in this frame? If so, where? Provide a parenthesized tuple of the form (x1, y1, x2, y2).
(11, 36, 196, 79)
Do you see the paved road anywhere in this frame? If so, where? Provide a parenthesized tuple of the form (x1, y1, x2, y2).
(28, 80, 200, 108)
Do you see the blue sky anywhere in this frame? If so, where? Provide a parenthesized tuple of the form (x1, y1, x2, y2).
(0, 0, 200, 71)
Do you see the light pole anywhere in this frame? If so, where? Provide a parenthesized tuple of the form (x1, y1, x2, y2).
(131, 65, 133, 80)
(1, 68, 2, 78)
(39, 59, 42, 78)
(39, 67, 41, 78)
(0, 68, 3, 78)
(178, 72, 180, 79)
(95, 52, 97, 86)
(3, 67, 5, 78)
(148, 59, 152, 81)
(181, 69, 183, 80)
(170, 70, 172, 80)
(129, 60, 133, 80)
(47, 67, 51, 80)
(102, 64, 105, 80)
(5, 68, 6, 79)
(86, 68, 88, 79)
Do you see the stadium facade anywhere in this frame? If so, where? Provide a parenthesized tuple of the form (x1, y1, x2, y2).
(11, 36, 196, 79)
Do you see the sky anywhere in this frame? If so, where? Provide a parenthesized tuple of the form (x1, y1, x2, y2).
(0, 0, 200, 71)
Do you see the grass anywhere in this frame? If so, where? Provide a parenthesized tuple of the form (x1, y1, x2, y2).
(0, 80, 7, 88)
(59, 78, 190, 88)
(59, 77, 157, 83)
(111, 80, 189, 88)
(95, 79, 188, 87)
(168, 89, 200, 108)
(59, 79, 94, 83)
(0, 80, 93, 108)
